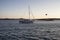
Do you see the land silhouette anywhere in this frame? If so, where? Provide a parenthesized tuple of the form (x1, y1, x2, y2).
(0, 18, 60, 21)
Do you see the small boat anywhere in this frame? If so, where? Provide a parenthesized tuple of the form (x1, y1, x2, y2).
(19, 19, 33, 24)
(19, 5, 34, 24)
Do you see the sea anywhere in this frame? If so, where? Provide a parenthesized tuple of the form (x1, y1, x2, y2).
(0, 20, 60, 40)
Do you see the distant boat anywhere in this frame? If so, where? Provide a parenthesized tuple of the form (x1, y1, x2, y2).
(19, 6, 34, 24)
(19, 19, 33, 24)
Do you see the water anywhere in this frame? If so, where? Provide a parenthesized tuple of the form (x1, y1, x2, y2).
(0, 20, 60, 40)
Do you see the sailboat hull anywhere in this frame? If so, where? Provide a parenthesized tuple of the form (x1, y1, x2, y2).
(19, 19, 33, 24)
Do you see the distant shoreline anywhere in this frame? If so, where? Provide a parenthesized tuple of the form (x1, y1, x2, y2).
(0, 18, 60, 21)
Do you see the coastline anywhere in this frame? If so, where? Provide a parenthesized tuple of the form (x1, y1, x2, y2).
(0, 18, 60, 21)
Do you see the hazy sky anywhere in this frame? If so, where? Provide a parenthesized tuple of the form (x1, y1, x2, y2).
(0, 0, 60, 19)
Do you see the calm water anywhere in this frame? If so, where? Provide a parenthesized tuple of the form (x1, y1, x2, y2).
(0, 20, 60, 40)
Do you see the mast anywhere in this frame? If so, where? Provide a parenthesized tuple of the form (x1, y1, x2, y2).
(28, 5, 30, 19)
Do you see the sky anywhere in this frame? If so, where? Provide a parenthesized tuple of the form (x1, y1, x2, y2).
(0, 0, 60, 19)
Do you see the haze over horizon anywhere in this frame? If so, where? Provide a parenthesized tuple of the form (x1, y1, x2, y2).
(0, 0, 60, 19)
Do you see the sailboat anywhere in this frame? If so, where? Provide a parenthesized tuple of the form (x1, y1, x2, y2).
(19, 6, 34, 24)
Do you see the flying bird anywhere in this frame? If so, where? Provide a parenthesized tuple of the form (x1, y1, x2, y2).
(45, 14, 47, 16)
